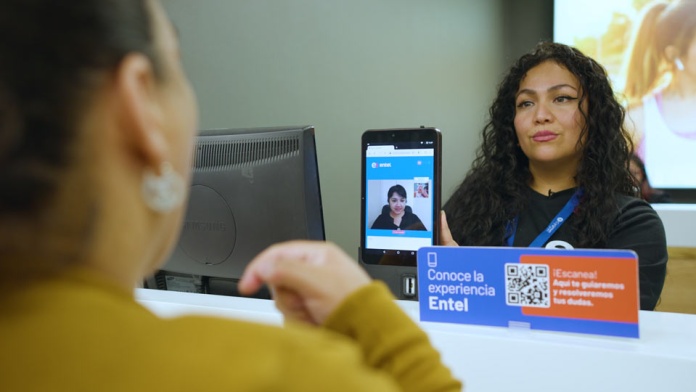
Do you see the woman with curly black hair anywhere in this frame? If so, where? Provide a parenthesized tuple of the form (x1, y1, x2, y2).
(442, 41, 668, 311)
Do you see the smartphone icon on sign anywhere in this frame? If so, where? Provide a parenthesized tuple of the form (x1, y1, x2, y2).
(427, 252, 437, 268)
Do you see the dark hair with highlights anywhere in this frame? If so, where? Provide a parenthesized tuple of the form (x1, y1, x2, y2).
(443, 41, 636, 248)
(0, 0, 159, 217)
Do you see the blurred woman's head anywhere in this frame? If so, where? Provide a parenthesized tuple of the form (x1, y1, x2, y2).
(0, 0, 197, 283)
(623, 0, 696, 103)
(653, 1, 696, 67)
(629, 153, 670, 203)
(629, 154, 648, 186)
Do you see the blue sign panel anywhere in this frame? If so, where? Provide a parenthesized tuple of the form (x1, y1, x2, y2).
(417, 246, 640, 338)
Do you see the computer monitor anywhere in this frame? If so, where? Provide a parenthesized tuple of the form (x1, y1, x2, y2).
(148, 125, 325, 298)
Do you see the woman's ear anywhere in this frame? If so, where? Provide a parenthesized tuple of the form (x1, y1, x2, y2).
(664, 45, 680, 62)
(664, 45, 685, 71)
(113, 53, 168, 172)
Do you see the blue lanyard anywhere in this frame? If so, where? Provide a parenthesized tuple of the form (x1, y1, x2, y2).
(505, 188, 583, 247)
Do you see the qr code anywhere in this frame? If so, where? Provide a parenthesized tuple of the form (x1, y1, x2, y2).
(505, 263, 550, 307)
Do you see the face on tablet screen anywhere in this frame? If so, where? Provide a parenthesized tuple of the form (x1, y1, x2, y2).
(361, 129, 441, 266)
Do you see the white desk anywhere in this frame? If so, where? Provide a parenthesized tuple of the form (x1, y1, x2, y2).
(137, 288, 696, 392)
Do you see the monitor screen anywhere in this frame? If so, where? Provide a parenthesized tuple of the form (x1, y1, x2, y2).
(149, 125, 325, 297)
(553, 0, 696, 201)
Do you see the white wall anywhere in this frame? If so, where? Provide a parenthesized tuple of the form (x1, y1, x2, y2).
(163, 0, 505, 256)
(653, 205, 696, 247)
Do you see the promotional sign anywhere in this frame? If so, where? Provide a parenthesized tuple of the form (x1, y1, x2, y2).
(417, 246, 640, 338)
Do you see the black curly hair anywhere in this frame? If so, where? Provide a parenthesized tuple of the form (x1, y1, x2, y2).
(443, 41, 637, 248)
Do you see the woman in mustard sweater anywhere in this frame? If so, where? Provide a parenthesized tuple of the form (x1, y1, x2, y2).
(0, 1, 461, 391)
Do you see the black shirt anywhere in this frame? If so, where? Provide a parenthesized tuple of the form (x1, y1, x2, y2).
(515, 187, 668, 310)
(371, 205, 426, 231)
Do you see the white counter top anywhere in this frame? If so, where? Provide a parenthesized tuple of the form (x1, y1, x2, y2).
(137, 288, 696, 392)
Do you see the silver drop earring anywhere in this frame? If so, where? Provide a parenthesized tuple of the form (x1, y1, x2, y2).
(141, 162, 185, 213)
(675, 57, 685, 71)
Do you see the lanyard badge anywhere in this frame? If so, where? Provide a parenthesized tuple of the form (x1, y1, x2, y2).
(505, 188, 583, 247)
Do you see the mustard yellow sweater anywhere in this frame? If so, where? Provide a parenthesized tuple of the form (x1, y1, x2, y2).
(0, 268, 462, 391)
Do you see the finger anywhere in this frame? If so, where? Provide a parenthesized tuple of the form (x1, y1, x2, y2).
(273, 288, 316, 325)
(238, 242, 294, 295)
(241, 253, 329, 324)
(238, 241, 327, 296)
(237, 266, 266, 296)
(238, 240, 371, 324)
(440, 211, 459, 246)
(261, 257, 328, 297)
(273, 287, 303, 312)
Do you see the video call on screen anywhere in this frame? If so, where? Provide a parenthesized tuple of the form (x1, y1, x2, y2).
(364, 141, 435, 254)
